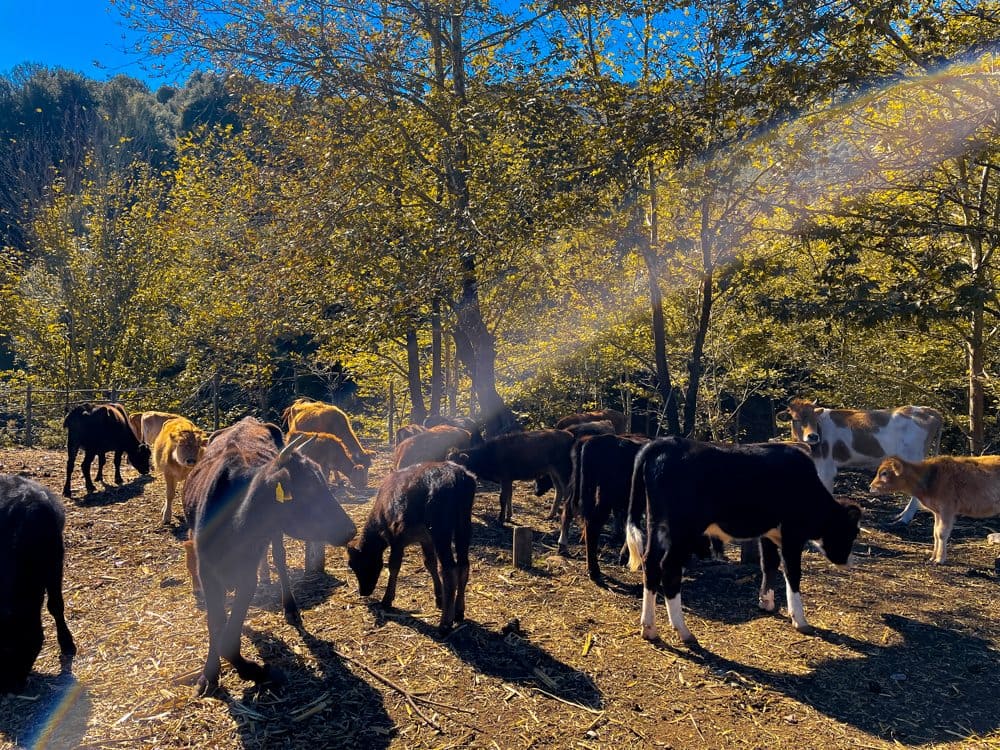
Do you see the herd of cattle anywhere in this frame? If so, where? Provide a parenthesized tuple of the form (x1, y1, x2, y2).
(2, 396, 1000, 697)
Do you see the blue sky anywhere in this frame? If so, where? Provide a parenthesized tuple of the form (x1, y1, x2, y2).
(0, 0, 180, 86)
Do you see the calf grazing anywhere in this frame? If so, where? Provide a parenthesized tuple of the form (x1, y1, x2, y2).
(394, 425, 473, 469)
(63, 402, 152, 498)
(449, 429, 575, 524)
(282, 398, 376, 485)
(777, 399, 942, 524)
(0, 475, 76, 693)
(869, 455, 1000, 563)
(153, 416, 206, 525)
(182, 417, 357, 696)
(287, 429, 366, 489)
(556, 408, 627, 435)
(347, 462, 476, 633)
(557, 433, 650, 581)
(625, 437, 861, 645)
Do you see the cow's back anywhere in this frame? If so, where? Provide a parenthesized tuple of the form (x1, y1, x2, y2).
(0, 475, 65, 601)
(64, 403, 133, 452)
(285, 400, 366, 456)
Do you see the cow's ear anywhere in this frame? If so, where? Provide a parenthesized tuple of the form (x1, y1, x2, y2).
(775, 410, 790, 423)
(262, 467, 293, 502)
(888, 457, 904, 475)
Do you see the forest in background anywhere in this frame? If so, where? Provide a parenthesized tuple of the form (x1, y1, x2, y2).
(1, 1, 999, 451)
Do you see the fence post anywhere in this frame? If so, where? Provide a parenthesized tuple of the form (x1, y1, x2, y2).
(24, 383, 33, 448)
(212, 373, 220, 431)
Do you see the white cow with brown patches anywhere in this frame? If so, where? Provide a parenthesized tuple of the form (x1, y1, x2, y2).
(777, 399, 942, 524)
(870, 454, 1000, 563)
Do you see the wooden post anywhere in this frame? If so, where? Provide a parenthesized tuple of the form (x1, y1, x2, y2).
(305, 541, 326, 574)
(24, 383, 32, 447)
(512, 526, 533, 569)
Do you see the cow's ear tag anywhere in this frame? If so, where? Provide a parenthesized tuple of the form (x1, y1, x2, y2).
(275, 482, 292, 503)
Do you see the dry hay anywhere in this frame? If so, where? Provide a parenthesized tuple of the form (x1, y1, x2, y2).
(1, 446, 999, 750)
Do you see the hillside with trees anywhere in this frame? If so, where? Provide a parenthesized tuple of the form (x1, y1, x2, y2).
(2, 1, 999, 451)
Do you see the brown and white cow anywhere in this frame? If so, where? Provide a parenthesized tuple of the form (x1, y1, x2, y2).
(870, 454, 1000, 563)
(153, 416, 207, 525)
(129, 410, 184, 447)
(777, 399, 942, 524)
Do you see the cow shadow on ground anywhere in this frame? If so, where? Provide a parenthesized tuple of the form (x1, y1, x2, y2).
(0, 673, 91, 749)
(250, 569, 348, 614)
(222, 625, 395, 749)
(69, 473, 152, 507)
(373, 611, 603, 711)
(673, 613, 1000, 745)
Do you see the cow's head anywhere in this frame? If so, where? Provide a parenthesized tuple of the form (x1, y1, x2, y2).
(869, 457, 905, 494)
(173, 428, 206, 468)
(776, 399, 823, 446)
(346, 544, 382, 597)
(259, 436, 357, 546)
(130, 443, 153, 475)
(819, 501, 862, 568)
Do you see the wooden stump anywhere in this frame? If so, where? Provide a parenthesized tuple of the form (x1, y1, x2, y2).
(512, 526, 533, 569)
(305, 541, 326, 573)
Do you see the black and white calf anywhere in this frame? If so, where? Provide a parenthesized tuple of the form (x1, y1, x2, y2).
(0, 474, 76, 693)
(625, 437, 861, 644)
(347, 461, 477, 634)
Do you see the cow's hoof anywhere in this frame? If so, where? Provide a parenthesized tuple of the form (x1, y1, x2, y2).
(679, 632, 699, 646)
(588, 570, 605, 586)
(455, 609, 466, 622)
(557, 544, 570, 557)
(792, 622, 815, 636)
(437, 621, 454, 637)
(62, 489, 72, 499)
(758, 590, 776, 612)
(640, 624, 658, 641)
(194, 676, 218, 698)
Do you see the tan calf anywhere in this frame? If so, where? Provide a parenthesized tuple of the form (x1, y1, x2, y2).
(282, 398, 376, 484)
(869, 454, 1000, 563)
(153, 417, 206, 525)
(135, 410, 184, 447)
(287, 429, 366, 489)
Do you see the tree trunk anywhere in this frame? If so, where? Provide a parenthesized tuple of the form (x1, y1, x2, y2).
(642, 163, 681, 435)
(683, 199, 715, 437)
(430, 298, 443, 417)
(405, 328, 427, 423)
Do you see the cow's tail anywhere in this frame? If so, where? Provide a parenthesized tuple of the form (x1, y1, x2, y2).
(625, 446, 648, 572)
(569, 439, 586, 518)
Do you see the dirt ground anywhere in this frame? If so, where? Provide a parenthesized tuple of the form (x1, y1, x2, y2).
(1, 445, 999, 750)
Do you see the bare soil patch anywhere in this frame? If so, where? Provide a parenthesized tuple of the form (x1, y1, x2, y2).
(1, 447, 999, 749)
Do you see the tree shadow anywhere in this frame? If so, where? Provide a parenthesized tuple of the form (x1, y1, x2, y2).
(373, 612, 603, 711)
(675, 613, 1000, 745)
(225, 625, 394, 749)
(0, 673, 91, 749)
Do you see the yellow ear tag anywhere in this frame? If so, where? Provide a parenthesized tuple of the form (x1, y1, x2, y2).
(275, 482, 292, 503)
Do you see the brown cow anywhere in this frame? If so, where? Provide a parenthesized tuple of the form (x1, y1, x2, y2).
(129, 410, 184, 447)
(347, 461, 477, 634)
(282, 398, 376, 485)
(153, 416, 206, 525)
(555, 408, 627, 435)
(182, 417, 356, 696)
(395, 423, 426, 446)
(870, 454, 1000, 563)
(394, 426, 473, 469)
(287, 429, 366, 489)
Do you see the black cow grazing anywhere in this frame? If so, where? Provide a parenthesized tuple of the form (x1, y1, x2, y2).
(556, 433, 651, 581)
(182, 417, 357, 697)
(63, 402, 152, 498)
(347, 461, 477, 634)
(625, 437, 861, 645)
(0, 475, 76, 693)
(449, 429, 575, 524)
